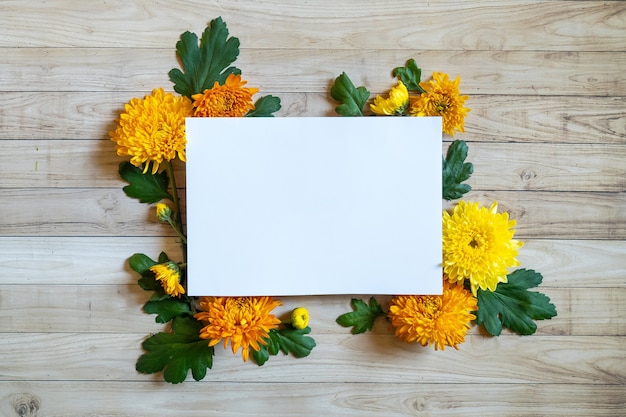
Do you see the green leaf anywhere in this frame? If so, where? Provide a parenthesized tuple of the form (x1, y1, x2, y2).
(442, 140, 473, 200)
(128, 253, 157, 275)
(274, 327, 316, 358)
(336, 297, 386, 334)
(118, 162, 172, 204)
(330, 72, 370, 116)
(168, 17, 241, 98)
(245, 95, 282, 117)
(475, 269, 557, 336)
(144, 297, 192, 324)
(392, 58, 424, 92)
(136, 316, 213, 384)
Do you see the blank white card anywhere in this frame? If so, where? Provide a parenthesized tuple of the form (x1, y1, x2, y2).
(185, 117, 442, 296)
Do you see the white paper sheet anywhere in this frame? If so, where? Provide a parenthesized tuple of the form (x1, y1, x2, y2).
(185, 117, 442, 296)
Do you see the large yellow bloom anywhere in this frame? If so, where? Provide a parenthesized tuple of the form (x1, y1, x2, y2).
(370, 81, 409, 115)
(409, 72, 469, 136)
(194, 296, 282, 362)
(443, 201, 523, 295)
(192, 74, 259, 117)
(388, 280, 477, 350)
(110, 88, 193, 174)
(149, 261, 185, 297)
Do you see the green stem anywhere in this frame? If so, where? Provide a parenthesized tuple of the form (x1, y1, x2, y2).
(167, 161, 187, 261)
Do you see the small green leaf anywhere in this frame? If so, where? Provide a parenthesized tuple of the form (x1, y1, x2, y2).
(475, 269, 557, 336)
(392, 58, 424, 92)
(330, 72, 370, 116)
(144, 297, 192, 323)
(251, 342, 270, 366)
(336, 297, 386, 334)
(246, 95, 281, 117)
(274, 327, 316, 358)
(136, 316, 213, 384)
(168, 17, 241, 98)
(118, 162, 172, 204)
(442, 140, 473, 200)
(128, 253, 158, 275)
(251, 330, 281, 366)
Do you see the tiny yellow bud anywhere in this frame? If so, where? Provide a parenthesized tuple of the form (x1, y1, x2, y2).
(155, 203, 172, 222)
(290, 307, 309, 329)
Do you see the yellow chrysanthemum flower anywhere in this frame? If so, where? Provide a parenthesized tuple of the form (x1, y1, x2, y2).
(409, 72, 470, 136)
(290, 307, 309, 330)
(194, 296, 282, 362)
(149, 261, 185, 297)
(192, 74, 259, 117)
(388, 280, 477, 350)
(110, 88, 193, 174)
(370, 81, 410, 115)
(443, 201, 523, 295)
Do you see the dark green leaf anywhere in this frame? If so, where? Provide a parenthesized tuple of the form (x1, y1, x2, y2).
(392, 58, 424, 92)
(442, 140, 473, 200)
(251, 330, 281, 366)
(136, 316, 213, 384)
(274, 327, 316, 358)
(475, 269, 557, 336)
(144, 297, 192, 323)
(157, 251, 170, 264)
(336, 297, 385, 334)
(168, 17, 241, 98)
(118, 162, 172, 204)
(330, 72, 370, 116)
(245, 95, 282, 117)
(128, 253, 157, 275)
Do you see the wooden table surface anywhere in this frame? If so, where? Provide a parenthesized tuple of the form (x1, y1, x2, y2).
(1, 1, 624, 415)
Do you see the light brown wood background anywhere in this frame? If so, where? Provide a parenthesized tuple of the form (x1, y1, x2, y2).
(1, 1, 625, 416)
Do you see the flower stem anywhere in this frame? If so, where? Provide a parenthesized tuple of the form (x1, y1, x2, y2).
(167, 161, 187, 258)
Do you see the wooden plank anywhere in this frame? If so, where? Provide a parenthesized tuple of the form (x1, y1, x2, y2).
(1, 1, 623, 51)
(1, 381, 624, 417)
(1, 237, 622, 287)
(0, 285, 623, 336)
(1, 188, 623, 238)
(2, 140, 623, 191)
(1, 48, 624, 96)
(1, 92, 623, 142)
(0, 333, 623, 384)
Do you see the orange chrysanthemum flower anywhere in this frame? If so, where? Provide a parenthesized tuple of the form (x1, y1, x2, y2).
(409, 72, 470, 136)
(194, 296, 282, 362)
(192, 74, 259, 117)
(110, 88, 193, 174)
(388, 280, 477, 350)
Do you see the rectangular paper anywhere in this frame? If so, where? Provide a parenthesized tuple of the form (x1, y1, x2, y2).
(186, 117, 442, 296)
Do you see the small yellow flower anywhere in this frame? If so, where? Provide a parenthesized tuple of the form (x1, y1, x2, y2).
(155, 203, 172, 222)
(388, 280, 477, 350)
(409, 72, 470, 136)
(149, 261, 185, 297)
(290, 307, 310, 329)
(195, 296, 282, 362)
(192, 74, 259, 117)
(443, 201, 523, 295)
(110, 88, 193, 174)
(370, 80, 410, 115)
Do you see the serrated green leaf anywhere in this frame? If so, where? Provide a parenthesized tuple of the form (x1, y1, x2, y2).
(245, 95, 281, 117)
(336, 297, 386, 334)
(392, 58, 424, 92)
(118, 162, 172, 204)
(274, 327, 316, 358)
(168, 17, 241, 98)
(144, 297, 192, 323)
(475, 269, 557, 336)
(442, 140, 473, 200)
(128, 253, 158, 274)
(157, 251, 170, 264)
(136, 316, 213, 384)
(330, 72, 370, 116)
(251, 330, 281, 366)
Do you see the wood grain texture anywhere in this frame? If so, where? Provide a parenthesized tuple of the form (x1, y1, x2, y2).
(0, 0, 624, 415)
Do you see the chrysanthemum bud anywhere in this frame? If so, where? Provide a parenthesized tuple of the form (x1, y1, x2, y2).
(155, 203, 172, 222)
(290, 307, 310, 329)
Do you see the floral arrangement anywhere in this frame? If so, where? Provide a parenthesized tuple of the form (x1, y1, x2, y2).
(331, 62, 557, 348)
(110, 17, 557, 383)
(110, 18, 315, 383)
